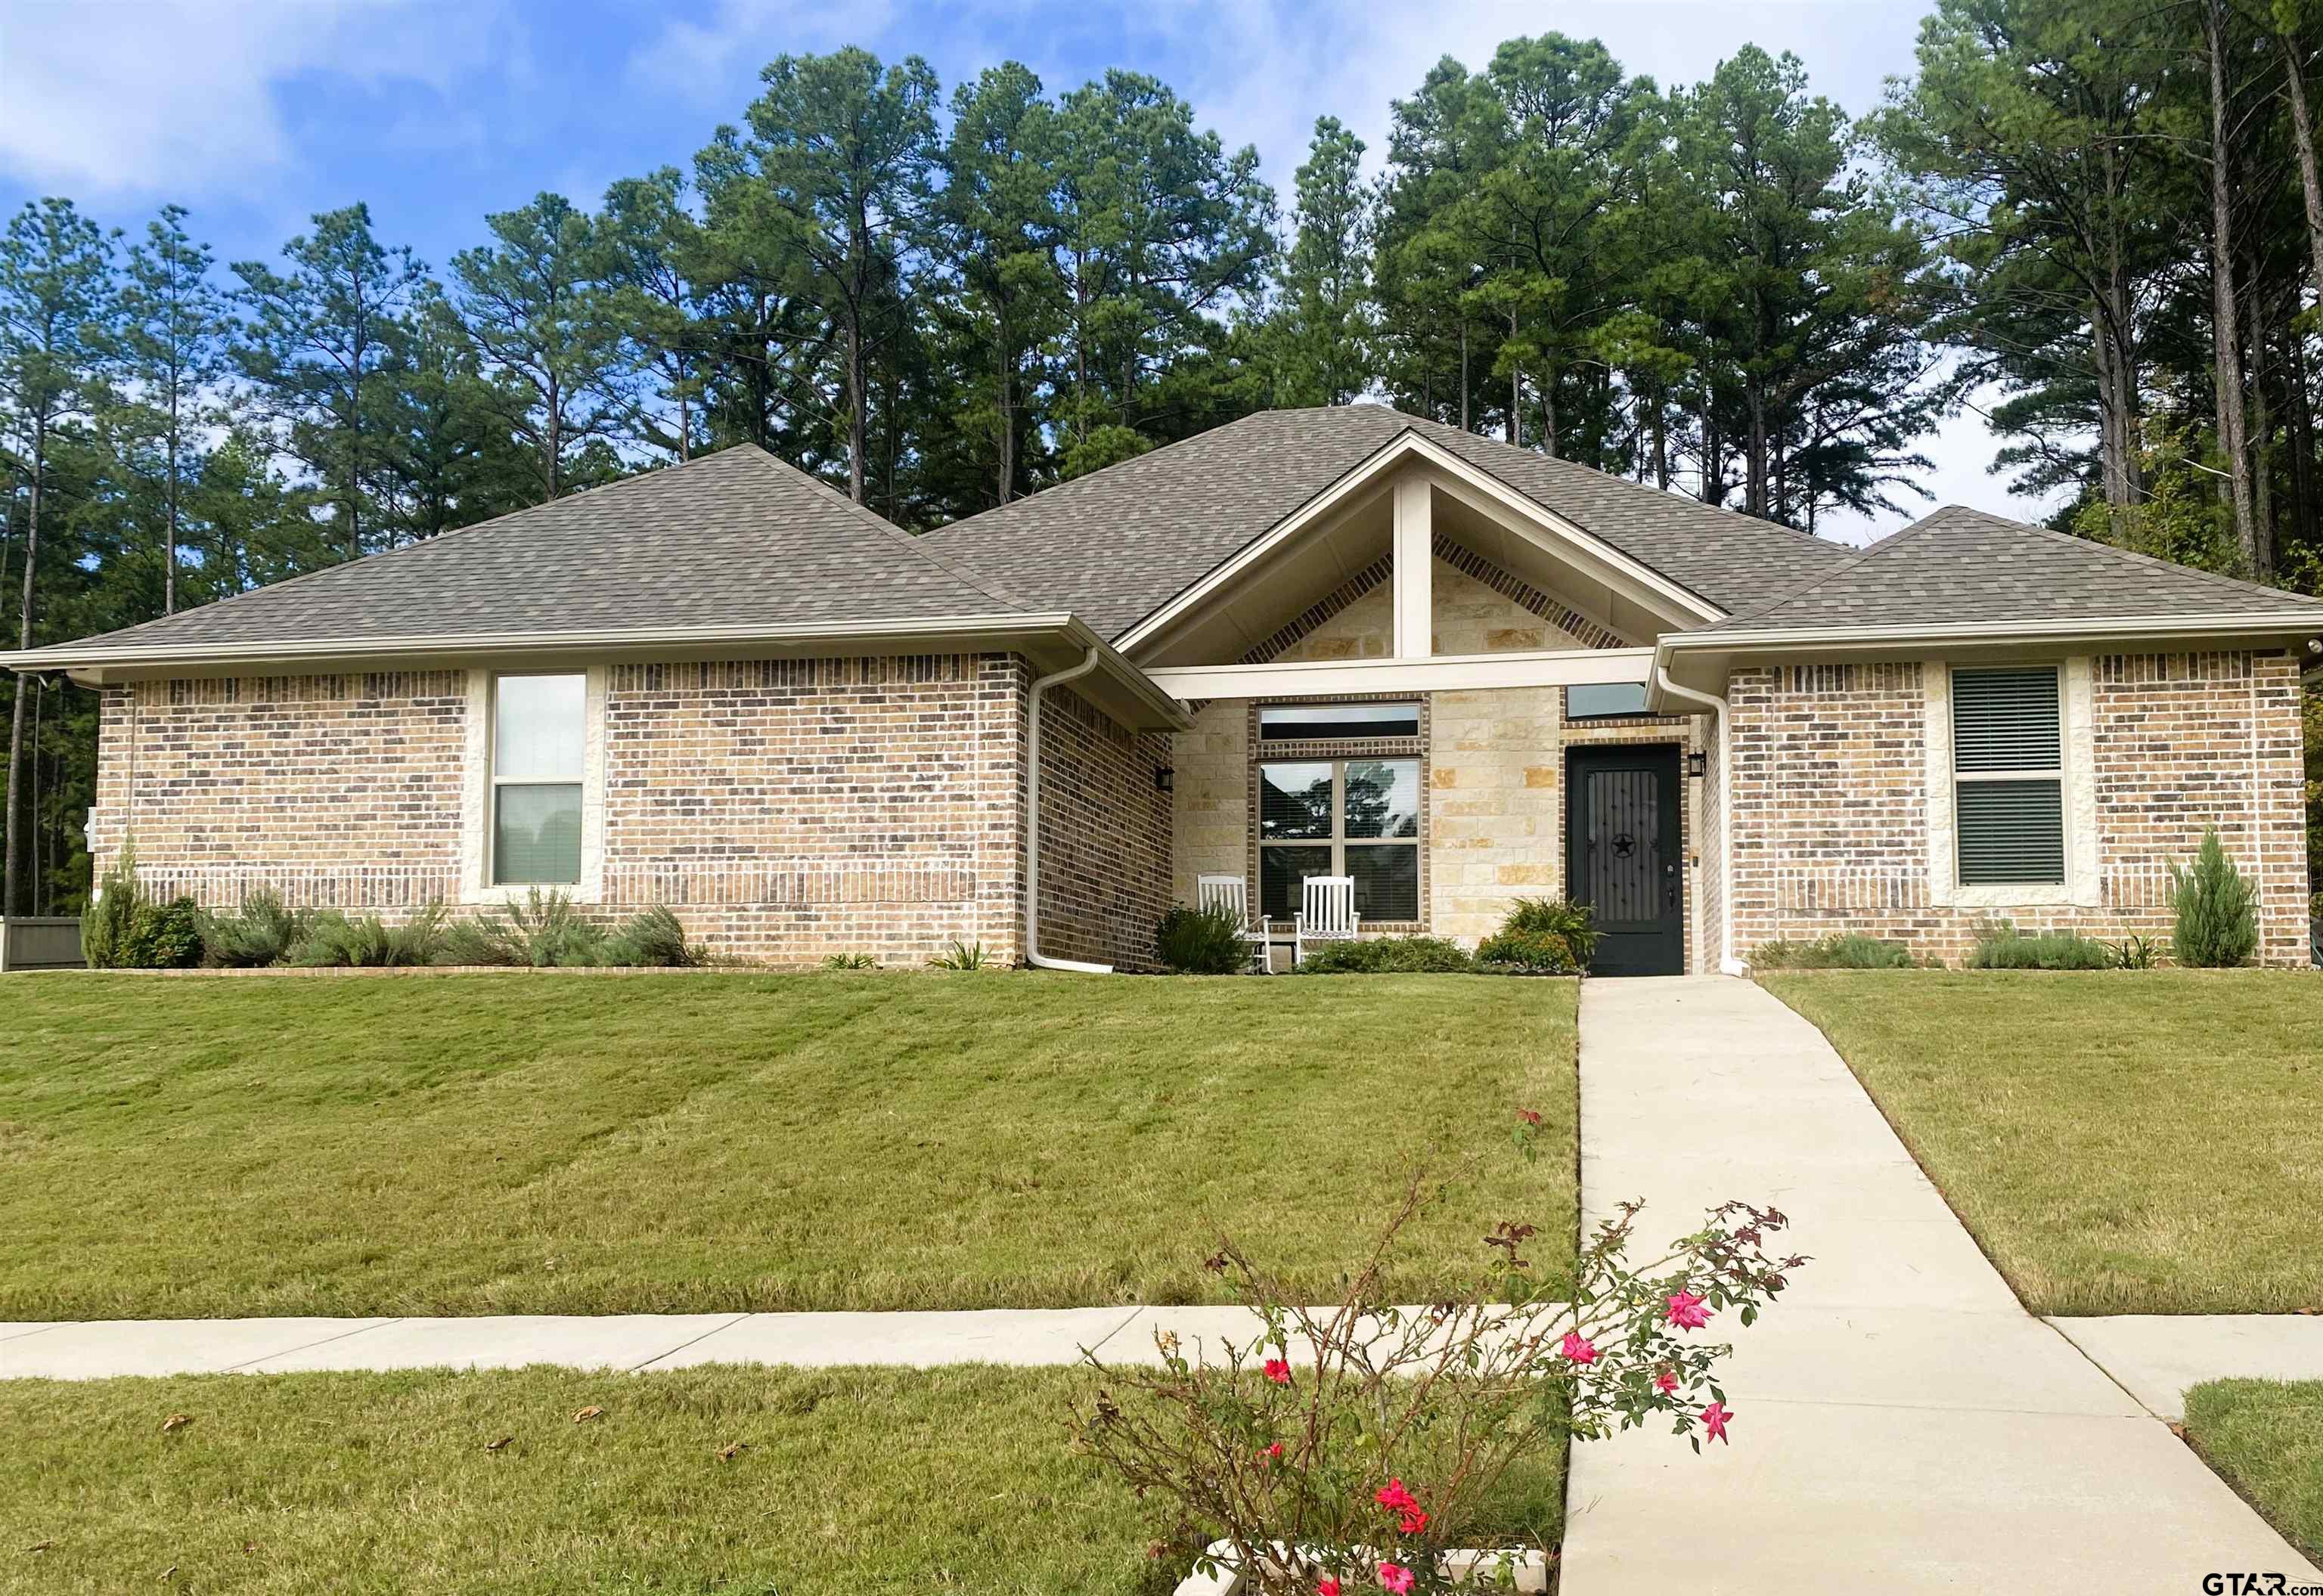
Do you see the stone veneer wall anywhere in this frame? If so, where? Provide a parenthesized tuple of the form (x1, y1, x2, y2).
(1033, 683, 1176, 971)
(1725, 651, 2312, 967)
(91, 653, 1041, 967)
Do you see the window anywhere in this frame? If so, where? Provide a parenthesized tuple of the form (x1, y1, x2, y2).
(1565, 681, 1652, 721)
(492, 673, 585, 885)
(1951, 666, 2064, 885)
(1258, 702, 1419, 742)
(1258, 758, 1420, 921)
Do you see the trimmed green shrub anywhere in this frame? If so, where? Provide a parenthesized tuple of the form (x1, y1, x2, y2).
(604, 905, 704, 968)
(79, 840, 144, 969)
(122, 895, 205, 969)
(1294, 935, 1473, 975)
(1965, 919, 2117, 971)
(201, 888, 313, 968)
(1153, 902, 1252, 975)
(290, 903, 448, 968)
(1750, 934, 1915, 970)
(2169, 827, 2259, 968)
(1475, 897, 1597, 975)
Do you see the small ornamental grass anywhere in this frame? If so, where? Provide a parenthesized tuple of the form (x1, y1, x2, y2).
(1750, 933, 1916, 971)
(1474, 898, 1597, 976)
(1076, 1115, 1804, 1592)
(1965, 919, 2119, 972)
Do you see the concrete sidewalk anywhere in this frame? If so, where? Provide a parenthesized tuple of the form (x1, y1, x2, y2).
(2049, 1314, 2323, 1421)
(0, 1303, 1348, 1380)
(1557, 976, 2318, 1595)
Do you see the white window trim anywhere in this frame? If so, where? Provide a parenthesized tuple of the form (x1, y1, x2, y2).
(1924, 657, 2098, 909)
(461, 666, 607, 905)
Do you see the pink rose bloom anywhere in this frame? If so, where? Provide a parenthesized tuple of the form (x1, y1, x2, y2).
(1700, 1399, 1733, 1444)
(1397, 1506, 1428, 1536)
(1264, 1358, 1292, 1386)
(1318, 1582, 1341, 1596)
(1258, 1441, 1283, 1464)
(1374, 1479, 1419, 1514)
(1665, 1291, 1712, 1330)
(1653, 1368, 1679, 1395)
(1558, 1331, 1599, 1365)
(1378, 1564, 1416, 1594)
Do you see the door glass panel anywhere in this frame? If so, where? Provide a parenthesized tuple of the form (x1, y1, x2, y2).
(1346, 844, 1419, 920)
(1583, 768, 1660, 925)
(1259, 762, 1332, 838)
(1259, 845, 1333, 919)
(1343, 759, 1419, 838)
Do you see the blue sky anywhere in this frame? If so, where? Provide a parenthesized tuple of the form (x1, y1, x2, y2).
(0, 0, 2049, 539)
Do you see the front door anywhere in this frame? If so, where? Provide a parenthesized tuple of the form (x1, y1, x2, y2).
(1565, 745, 1683, 976)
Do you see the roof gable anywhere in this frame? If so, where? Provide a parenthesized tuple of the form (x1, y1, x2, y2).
(48, 445, 1026, 657)
(923, 405, 1857, 641)
(1704, 504, 2323, 634)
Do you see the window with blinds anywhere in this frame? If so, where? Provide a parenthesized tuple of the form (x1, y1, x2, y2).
(1951, 667, 2064, 885)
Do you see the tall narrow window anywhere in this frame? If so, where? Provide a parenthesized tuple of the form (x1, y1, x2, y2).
(1951, 666, 2064, 885)
(492, 673, 585, 885)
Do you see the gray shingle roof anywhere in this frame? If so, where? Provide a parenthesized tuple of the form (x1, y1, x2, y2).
(923, 405, 1858, 640)
(1701, 504, 2323, 633)
(49, 444, 1028, 655)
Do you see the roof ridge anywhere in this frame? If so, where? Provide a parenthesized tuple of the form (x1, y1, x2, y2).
(742, 449, 1032, 613)
(1716, 510, 1974, 628)
(1934, 504, 2323, 611)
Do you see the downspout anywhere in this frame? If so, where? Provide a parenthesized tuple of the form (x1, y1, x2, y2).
(1655, 663, 1745, 977)
(1025, 647, 1114, 974)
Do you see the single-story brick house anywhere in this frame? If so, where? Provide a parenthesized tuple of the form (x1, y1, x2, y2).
(8, 404, 2320, 972)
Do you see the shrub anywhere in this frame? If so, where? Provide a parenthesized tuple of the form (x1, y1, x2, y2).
(2115, 933, 2164, 971)
(1294, 935, 1472, 975)
(1965, 919, 2117, 971)
(1750, 934, 1915, 970)
(928, 938, 989, 971)
(439, 889, 606, 968)
(1472, 897, 1598, 976)
(1154, 902, 1253, 975)
(79, 840, 146, 969)
(1075, 1117, 1804, 1591)
(2169, 828, 2259, 968)
(604, 905, 704, 968)
(121, 895, 204, 969)
(823, 952, 876, 970)
(290, 903, 448, 968)
(201, 888, 312, 968)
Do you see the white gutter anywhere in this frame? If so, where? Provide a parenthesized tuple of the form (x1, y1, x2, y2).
(1659, 610, 2323, 655)
(1654, 663, 1745, 978)
(1024, 646, 1113, 975)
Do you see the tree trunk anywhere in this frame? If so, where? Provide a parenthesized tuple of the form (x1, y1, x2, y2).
(1459, 321, 1470, 432)
(845, 315, 867, 505)
(1745, 380, 1770, 521)
(997, 315, 1016, 507)
(2290, 333, 2319, 552)
(4, 431, 41, 919)
(2284, 32, 2323, 311)
(1506, 310, 1519, 445)
(2206, 0, 2266, 580)
(164, 386, 179, 615)
(1540, 367, 1559, 460)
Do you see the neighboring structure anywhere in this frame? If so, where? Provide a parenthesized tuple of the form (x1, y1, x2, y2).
(8, 407, 2320, 972)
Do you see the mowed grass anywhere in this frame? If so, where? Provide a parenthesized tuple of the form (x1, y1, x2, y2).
(0, 1365, 1567, 1594)
(2184, 1379, 2323, 1567)
(1765, 971, 2323, 1315)
(0, 972, 1576, 1319)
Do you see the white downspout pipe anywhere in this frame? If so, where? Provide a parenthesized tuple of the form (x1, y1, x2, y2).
(1025, 647, 1114, 974)
(1655, 662, 1745, 977)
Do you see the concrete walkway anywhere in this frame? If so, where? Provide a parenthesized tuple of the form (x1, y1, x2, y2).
(1558, 976, 2318, 1594)
(2049, 1314, 2323, 1421)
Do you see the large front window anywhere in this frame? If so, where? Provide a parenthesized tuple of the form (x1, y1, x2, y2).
(492, 673, 585, 885)
(1258, 757, 1421, 922)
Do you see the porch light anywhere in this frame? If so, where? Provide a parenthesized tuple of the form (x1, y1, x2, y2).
(1155, 766, 1175, 793)
(1686, 752, 1707, 779)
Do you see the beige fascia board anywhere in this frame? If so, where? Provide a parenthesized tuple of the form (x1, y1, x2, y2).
(4, 612, 1193, 731)
(1117, 428, 1723, 657)
(1146, 646, 1655, 701)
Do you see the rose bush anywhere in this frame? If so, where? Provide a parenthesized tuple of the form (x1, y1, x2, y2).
(1075, 1113, 1804, 1593)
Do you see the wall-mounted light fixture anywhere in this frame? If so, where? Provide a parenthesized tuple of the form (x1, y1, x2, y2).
(1155, 766, 1175, 793)
(1686, 752, 1707, 779)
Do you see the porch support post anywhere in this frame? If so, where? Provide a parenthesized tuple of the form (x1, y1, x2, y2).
(1391, 475, 1432, 659)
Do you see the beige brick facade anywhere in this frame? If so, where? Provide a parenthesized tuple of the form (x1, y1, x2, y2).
(91, 653, 1174, 970)
(1723, 651, 2313, 967)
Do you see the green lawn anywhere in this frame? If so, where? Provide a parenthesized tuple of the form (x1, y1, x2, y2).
(0, 971, 1575, 1320)
(1765, 971, 2323, 1316)
(2184, 1379, 2323, 1566)
(0, 1364, 1566, 1594)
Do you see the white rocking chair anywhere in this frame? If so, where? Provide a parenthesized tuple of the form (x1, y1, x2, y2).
(1294, 875, 1360, 968)
(1197, 874, 1272, 973)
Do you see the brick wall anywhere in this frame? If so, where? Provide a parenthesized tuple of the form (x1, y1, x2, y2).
(1725, 652, 2313, 967)
(1034, 683, 1175, 971)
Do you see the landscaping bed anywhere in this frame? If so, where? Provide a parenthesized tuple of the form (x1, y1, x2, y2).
(2183, 1378, 2323, 1566)
(1764, 971, 2323, 1316)
(0, 1363, 1567, 1594)
(0, 972, 1577, 1320)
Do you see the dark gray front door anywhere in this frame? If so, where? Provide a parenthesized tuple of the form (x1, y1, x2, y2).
(1565, 745, 1683, 976)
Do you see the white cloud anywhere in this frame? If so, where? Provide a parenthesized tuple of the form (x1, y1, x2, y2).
(628, 0, 898, 104)
(0, 0, 510, 197)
